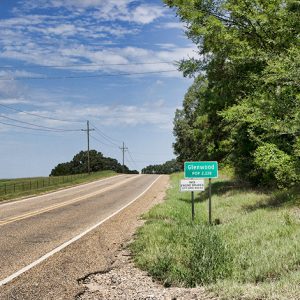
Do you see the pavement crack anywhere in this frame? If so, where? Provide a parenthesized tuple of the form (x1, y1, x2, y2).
(77, 268, 113, 285)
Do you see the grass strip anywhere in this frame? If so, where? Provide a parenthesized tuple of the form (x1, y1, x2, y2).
(0, 170, 117, 202)
(131, 172, 300, 299)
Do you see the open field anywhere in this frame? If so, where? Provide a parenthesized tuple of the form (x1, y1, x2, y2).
(0, 171, 117, 202)
(131, 172, 300, 300)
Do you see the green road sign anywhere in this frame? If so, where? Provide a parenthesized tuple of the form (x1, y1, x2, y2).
(184, 161, 218, 179)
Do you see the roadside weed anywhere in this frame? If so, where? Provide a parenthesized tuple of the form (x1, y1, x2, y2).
(131, 172, 300, 299)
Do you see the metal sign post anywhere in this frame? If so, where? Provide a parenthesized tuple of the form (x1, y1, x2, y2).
(209, 178, 212, 224)
(191, 191, 195, 221)
(183, 162, 218, 224)
(180, 179, 204, 221)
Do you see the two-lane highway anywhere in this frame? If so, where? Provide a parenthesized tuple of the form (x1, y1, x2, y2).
(0, 174, 160, 286)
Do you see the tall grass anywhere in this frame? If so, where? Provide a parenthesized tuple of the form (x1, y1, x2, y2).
(131, 172, 300, 299)
(132, 222, 233, 287)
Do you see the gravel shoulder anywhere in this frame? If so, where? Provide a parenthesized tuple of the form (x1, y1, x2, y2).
(78, 247, 216, 300)
(0, 174, 214, 300)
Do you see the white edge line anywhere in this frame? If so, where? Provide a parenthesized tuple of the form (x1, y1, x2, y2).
(0, 174, 126, 207)
(0, 175, 162, 287)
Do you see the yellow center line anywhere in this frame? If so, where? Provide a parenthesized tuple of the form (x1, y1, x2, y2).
(0, 175, 139, 227)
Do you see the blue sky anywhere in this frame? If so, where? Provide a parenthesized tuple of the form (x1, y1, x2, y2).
(0, 0, 196, 178)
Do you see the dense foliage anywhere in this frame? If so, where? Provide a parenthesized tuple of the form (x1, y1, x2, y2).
(166, 0, 300, 187)
(50, 150, 138, 176)
(142, 159, 182, 174)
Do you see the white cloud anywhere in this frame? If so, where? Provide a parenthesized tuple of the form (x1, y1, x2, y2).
(156, 43, 177, 49)
(18, 0, 165, 24)
(44, 24, 77, 36)
(0, 43, 198, 78)
(0, 79, 28, 99)
(0, 15, 138, 45)
(0, 98, 31, 105)
(0, 70, 40, 79)
(161, 22, 186, 30)
(145, 99, 165, 108)
(0, 0, 196, 79)
(0, 15, 45, 27)
(0, 77, 175, 130)
(129, 5, 165, 24)
(67, 103, 174, 129)
(0, 100, 175, 132)
(18, 0, 128, 11)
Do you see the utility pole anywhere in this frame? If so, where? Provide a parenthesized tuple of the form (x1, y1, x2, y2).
(120, 142, 128, 173)
(81, 120, 95, 175)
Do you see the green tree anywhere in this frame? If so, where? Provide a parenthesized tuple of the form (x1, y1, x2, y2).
(166, 0, 300, 187)
(50, 162, 73, 176)
(70, 150, 104, 174)
(50, 150, 138, 176)
(142, 159, 182, 174)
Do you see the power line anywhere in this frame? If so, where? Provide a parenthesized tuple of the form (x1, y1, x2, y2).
(92, 131, 120, 148)
(0, 69, 178, 81)
(0, 61, 175, 70)
(0, 40, 183, 52)
(90, 134, 118, 149)
(81, 120, 95, 174)
(130, 151, 171, 157)
(0, 39, 180, 48)
(120, 142, 128, 173)
(127, 149, 138, 170)
(125, 157, 134, 170)
(91, 124, 120, 144)
(129, 160, 168, 163)
(90, 123, 121, 147)
(0, 114, 81, 132)
(0, 103, 84, 123)
(0, 120, 78, 132)
(90, 135, 125, 171)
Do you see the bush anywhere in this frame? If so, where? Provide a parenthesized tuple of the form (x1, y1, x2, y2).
(132, 222, 233, 287)
(254, 143, 299, 188)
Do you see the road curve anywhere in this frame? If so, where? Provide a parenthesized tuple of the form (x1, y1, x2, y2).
(0, 174, 159, 284)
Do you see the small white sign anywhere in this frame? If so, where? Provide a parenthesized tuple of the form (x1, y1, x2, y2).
(180, 179, 205, 192)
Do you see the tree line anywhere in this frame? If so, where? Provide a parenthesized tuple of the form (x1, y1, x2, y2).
(50, 150, 138, 176)
(165, 0, 299, 187)
(142, 159, 182, 174)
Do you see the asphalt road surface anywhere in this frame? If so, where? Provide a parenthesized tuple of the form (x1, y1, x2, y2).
(0, 174, 160, 286)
